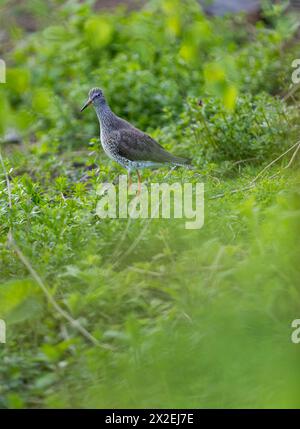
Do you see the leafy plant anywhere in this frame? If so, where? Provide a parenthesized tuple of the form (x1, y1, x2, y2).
(0, 0, 300, 409)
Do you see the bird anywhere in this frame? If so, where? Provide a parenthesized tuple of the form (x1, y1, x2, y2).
(80, 88, 191, 193)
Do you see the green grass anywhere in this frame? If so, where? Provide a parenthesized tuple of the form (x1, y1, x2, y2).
(0, 0, 300, 409)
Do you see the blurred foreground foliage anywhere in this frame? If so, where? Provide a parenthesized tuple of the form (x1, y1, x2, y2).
(0, 0, 300, 408)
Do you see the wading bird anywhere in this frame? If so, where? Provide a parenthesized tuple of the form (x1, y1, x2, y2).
(81, 88, 191, 193)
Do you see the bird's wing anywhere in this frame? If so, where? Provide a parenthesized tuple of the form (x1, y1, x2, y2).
(114, 128, 188, 165)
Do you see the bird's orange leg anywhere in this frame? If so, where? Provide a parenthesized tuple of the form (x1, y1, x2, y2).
(128, 171, 132, 190)
(137, 170, 141, 196)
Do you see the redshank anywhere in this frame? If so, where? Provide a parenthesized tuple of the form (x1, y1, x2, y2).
(81, 88, 191, 192)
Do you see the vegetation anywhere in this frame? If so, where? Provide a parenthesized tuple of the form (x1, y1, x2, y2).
(0, 0, 300, 408)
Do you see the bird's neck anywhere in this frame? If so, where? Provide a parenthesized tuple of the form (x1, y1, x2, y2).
(94, 101, 117, 133)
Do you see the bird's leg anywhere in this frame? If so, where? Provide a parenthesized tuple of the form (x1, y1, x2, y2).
(137, 170, 141, 196)
(128, 171, 132, 190)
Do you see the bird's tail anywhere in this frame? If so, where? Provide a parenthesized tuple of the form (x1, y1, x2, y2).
(170, 156, 194, 170)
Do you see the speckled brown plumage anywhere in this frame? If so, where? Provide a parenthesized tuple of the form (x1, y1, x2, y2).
(81, 88, 191, 191)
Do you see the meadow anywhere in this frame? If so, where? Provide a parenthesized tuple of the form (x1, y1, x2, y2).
(0, 0, 300, 408)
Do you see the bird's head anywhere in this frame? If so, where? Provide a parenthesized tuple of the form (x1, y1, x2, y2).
(80, 87, 105, 112)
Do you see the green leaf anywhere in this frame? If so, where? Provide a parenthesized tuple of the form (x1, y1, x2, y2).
(0, 279, 42, 323)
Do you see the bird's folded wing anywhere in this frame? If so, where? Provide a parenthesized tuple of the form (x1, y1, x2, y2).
(113, 129, 187, 164)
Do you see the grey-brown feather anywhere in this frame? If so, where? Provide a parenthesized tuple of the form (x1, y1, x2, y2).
(116, 129, 189, 164)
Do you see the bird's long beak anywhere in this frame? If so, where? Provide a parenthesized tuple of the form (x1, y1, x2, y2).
(80, 98, 92, 112)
